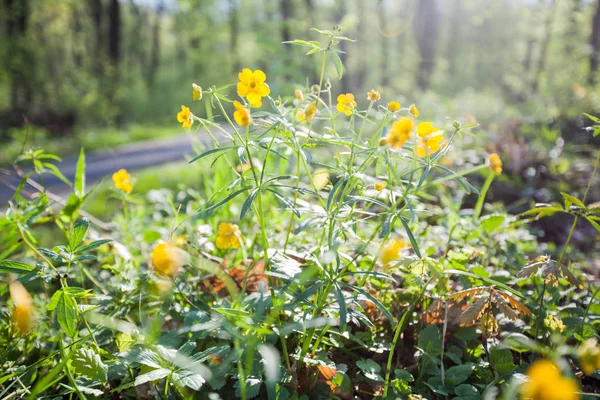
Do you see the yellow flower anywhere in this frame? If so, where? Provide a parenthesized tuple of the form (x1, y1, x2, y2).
(9, 281, 35, 336)
(367, 90, 381, 102)
(380, 238, 406, 266)
(177, 105, 193, 129)
(578, 339, 600, 375)
(237, 68, 270, 108)
(375, 181, 387, 191)
(233, 100, 253, 127)
(489, 153, 503, 175)
(112, 169, 133, 193)
(387, 117, 414, 149)
(336, 93, 357, 116)
(216, 222, 245, 249)
(313, 168, 330, 191)
(298, 102, 317, 122)
(409, 104, 419, 117)
(387, 101, 401, 112)
(544, 314, 566, 333)
(192, 83, 202, 101)
(521, 360, 579, 400)
(294, 89, 303, 101)
(415, 122, 443, 157)
(151, 242, 187, 276)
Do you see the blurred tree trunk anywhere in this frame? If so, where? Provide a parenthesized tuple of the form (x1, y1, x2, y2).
(304, 0, 313, 26)
(229, 0, 239, 73)
(5, 0, 31, 110)
(522, 1, 543, 81)
(445, 0, 461, 78)
(414, 0, 439, 90)
(565, 0, 581, 58)
(280, 0, 292, 42)
(108, 0, 120, 68)
(147, 1, 164, 88)
(355, 0, 367, 90)
(89, 0, 103, 58)
(378, 0, 389, 88)
(589, 0, 600, 85)
(532, 0, 556, 92)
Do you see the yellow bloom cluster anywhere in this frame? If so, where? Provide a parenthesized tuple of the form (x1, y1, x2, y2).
(578, 338, 600, 375)
(10, 281, 35, 336)
(151, 242, 187, 276)
(298, 102, 317, 122)
(380, 238, 406, 266)
(544, 314, 566, 333)
(367, 89, 381, 102)
(177, 105, 193, 129)
(415, 122, 444, 158)
(216, 222, 245, 249)
(237, 68, 270, 108)
(489, 153, 503, 175)
(336, 93, 357, 116)
(192, 83, 202, 101)
(387, 101, 401, 112)
(374, 181, 387, 191)
(387, 118, 414, 149)
(521, 360, 579, 400)
(233, 101, 253, 127)
(112, 169, 133, 193)
(409, 104, 419, 117)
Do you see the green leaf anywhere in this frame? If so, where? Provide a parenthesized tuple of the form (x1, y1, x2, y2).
(445, 363, 474, 385)
(561, 192, 585, 209)
(198, 187, 253, 217)
(188, 146, 237, 164)
(57, 292, 78, 338)
(0, 260, 35, 274)
(334, 283, 347, 331)
(240, 189, 259, 220)
(490, 346, 517, 377)
(70, 218, 89, 251)
(134, 368, 171, 386)
(266, 189, 301, 217)
(47, 289, 63, 311)
(417, 325, 442, 356)
(75, 148, 85, 198)
(75, 239, 112, 254)
(399, 217, 422, 259)
(71, 347, 108, 383)
(480, 214, 506, 234)
(43, 162, 72, 186)
(584, 113, 600, 123)
(331, 52, 344, 80)
(585, 217, 600, 233)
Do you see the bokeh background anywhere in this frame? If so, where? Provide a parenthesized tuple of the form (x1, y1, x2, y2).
(1, 0, 600, 206)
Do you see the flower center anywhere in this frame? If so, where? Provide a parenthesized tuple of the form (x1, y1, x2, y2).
(249, 81, 257, 89)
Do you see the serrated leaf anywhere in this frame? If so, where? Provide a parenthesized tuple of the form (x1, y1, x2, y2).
(134, 368, 171, 386)
(0, 260, 35, 274)
(72, 348, 108, 383)
(57, 292, 78, 338)
(70, 218, 89, 251)
(460, 296, 490, 325)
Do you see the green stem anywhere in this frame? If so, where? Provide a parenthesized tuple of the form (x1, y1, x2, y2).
(383, 280, 430, 398)
(59, 338, 87, 400)
(474, 172, 495, 219)
(583, 148, 600, 203)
